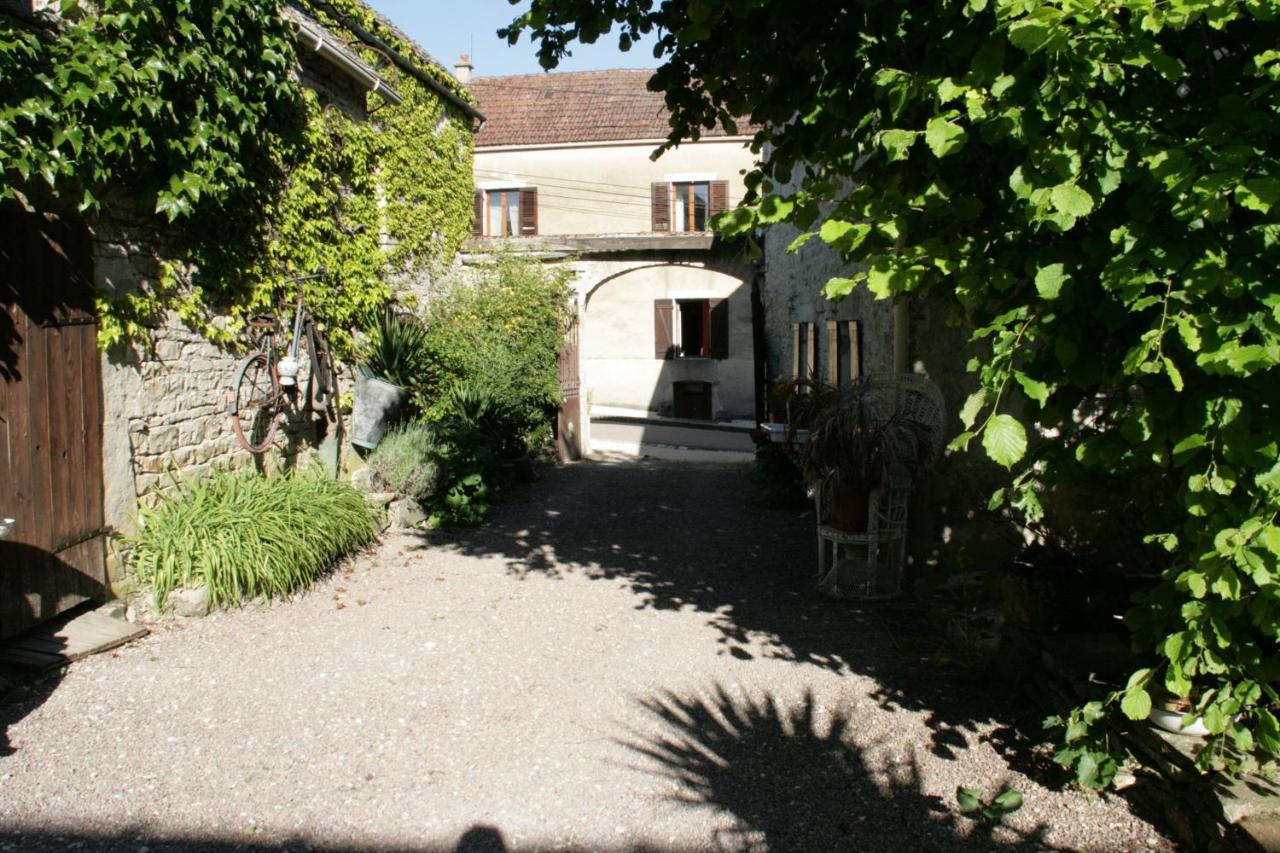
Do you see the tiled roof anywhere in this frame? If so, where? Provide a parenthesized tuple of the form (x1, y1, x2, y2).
(470, 70, 756, 147)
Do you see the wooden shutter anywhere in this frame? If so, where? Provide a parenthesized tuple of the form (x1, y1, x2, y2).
(519, 187, 538, 236)
(651, 182, 671, 232)
(807, 322, 817, 380)
(791, 321, 817, 379)
(708, 299, 730, 359)
(848, 320, 862, 380)
(709, 180, 729, 218)
(472, 189, 483, 236)
(827, 320, 839, 384)
(791, 323, 802, 380)
(654, 299, 674, 359)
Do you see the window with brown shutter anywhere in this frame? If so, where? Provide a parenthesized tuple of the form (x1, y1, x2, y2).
(651, 182, 671, 232)
(658, 298, 731, 359)
(658, 180, 725, 232)
(480, 187, 536, 237)
(472, 190, 483, 237)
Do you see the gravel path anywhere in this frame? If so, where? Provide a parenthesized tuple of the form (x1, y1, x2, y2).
(0, 458, 1174, 852)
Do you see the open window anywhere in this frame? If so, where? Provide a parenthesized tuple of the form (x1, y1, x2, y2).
(473, 187, 538, 237)
(651, 180, 728, 232)
(654, 298, 729, 359)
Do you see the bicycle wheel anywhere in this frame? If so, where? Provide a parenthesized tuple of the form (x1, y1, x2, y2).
(227, 351, 282, 453)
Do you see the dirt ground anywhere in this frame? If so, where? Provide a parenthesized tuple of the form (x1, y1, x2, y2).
(0, 458, 1175, 851)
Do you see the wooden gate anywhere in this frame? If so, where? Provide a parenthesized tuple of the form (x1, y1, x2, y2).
(0, 206, 108, 639)
(555, 307, 582, 461)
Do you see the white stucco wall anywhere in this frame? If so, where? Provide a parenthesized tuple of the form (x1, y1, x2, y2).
(580, 261, 754, 421)
(474, 138, 756, 236)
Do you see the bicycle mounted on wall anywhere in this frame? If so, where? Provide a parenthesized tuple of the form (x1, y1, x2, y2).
(225, 270, 341, 454)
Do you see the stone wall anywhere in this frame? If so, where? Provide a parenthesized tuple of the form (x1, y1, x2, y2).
(90, 205, 330, 589)
(760, 220, 896, 384)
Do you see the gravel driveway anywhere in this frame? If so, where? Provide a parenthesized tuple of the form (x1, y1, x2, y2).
(0, 458, 1174, 852)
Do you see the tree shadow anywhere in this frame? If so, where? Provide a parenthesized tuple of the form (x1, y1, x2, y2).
(0, 540, 109, 756)
(619, 684, 1051, 850)
(0, 824, 679, 851)
(423, 459, 1067, 788)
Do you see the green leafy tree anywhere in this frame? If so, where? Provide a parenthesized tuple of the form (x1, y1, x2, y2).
(2, 0, 476, 350)
(504, 0, 1280, 783)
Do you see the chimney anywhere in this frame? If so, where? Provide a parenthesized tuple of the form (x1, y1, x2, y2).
(454, 54, 473, 85)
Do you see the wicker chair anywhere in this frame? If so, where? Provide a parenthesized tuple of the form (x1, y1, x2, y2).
(815, 468, 911, 599)
(811, 373, 944, 600)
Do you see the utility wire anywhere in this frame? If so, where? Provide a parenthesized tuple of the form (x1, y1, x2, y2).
(475, 168, 741, 203)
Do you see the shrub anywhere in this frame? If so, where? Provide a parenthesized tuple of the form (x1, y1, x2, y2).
(365, 423, 443, 501)
(129, 468, 379, 610)
(416, 253, 572, 452)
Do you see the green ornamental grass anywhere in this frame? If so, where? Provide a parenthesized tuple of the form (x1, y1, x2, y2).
(128, 468, 379, 610)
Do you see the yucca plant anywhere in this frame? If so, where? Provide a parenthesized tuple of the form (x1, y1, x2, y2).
(361, 307, 430, 390)
(128, 467, 380, 611)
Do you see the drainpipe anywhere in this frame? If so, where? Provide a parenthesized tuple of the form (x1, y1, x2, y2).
(293, 17, 403, 106)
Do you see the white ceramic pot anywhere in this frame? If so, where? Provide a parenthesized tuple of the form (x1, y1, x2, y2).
(1148, 705, 1210, 737)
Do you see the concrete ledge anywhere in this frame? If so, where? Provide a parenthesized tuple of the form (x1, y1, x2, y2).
(465, 233, 716, 255)
(591, 412, 756, 433)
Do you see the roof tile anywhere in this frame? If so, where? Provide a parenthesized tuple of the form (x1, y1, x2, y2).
(470, 70, 757, 147)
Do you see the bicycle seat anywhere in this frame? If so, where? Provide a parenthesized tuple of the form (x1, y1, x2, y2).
(246, 315, 276, 328)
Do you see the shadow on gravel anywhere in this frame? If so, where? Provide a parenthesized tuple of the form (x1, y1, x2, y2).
(620, 684, 1052, 851)
(0, 826, 682, 853)
(0, 826, 739, 853)
(0, 668, 62, 756)
(425, 459, 1063, 787)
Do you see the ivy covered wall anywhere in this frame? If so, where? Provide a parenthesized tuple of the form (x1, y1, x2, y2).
(2, 0, 476, 350)
(0, 0, 477, 552)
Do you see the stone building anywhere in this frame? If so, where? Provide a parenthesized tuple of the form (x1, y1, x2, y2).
(464, 68, 760, 457)
(0, 2, 479, 637)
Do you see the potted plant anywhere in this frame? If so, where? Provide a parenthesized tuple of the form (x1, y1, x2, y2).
(351, 308, 429, 450)
(1147, 687, 1211, 737)
(795, 375, 939, 532)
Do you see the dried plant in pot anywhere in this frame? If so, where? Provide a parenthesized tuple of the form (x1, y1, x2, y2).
(795, 376, 939, 532)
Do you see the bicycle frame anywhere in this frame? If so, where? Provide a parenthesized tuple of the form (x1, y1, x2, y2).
(277, 271, 327, 387)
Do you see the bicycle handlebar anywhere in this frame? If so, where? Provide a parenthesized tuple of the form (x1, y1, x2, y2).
(281, 268, 328, 285)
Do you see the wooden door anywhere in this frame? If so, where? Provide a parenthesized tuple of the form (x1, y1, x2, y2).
(0, 206, 108, 639)
(556, 307, 581, 461)
(673, 381, 713, 420)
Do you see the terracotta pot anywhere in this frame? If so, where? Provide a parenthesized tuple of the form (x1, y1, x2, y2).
(828, 479, 871, 533)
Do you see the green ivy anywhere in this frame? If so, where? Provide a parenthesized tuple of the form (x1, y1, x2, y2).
(1, 0, 298, 220)
(302, 0, 476, 273)
(2, 0, 474, 353)
(506, 0, 1280, 784)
